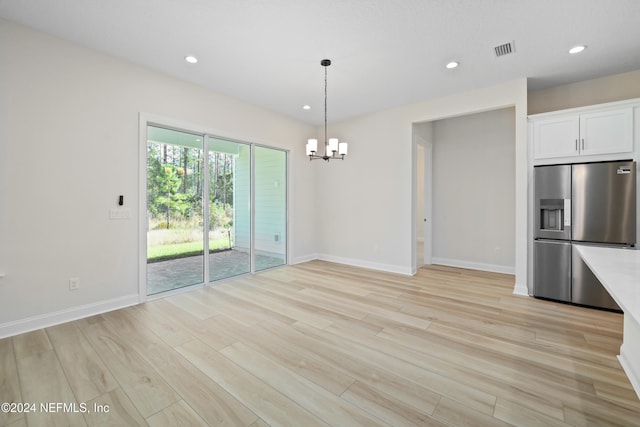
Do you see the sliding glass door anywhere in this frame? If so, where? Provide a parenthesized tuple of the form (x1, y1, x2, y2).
(208, 138, 251, 281)
(255, 146, 287, 271)
(146, 126, 204, 295)
(145, 124, 287, 295)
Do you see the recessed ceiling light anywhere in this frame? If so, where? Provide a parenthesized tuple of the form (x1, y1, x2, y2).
(446, 61, 459, 69)
(302, 105, 311, 110)
(185, 55, 198, 64)
(569, 45, 586, 54)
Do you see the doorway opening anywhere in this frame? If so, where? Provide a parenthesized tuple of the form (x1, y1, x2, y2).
(412, 108, 516, 275)
(413, 122, 433, 270)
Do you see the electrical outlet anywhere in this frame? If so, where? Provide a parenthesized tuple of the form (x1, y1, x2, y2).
(69, 277, 80, 291)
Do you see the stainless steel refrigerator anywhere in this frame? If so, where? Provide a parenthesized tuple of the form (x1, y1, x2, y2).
(533, 160, 636, 310)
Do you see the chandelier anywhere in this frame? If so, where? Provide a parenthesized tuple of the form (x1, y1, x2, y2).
(306, 59, 348, 161)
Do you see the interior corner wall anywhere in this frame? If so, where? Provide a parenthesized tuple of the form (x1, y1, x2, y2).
(315, 79, 528, 288)
(431, 108, 516, 273)
(528, 68, 640, 114)
(0, 19, 316, 337)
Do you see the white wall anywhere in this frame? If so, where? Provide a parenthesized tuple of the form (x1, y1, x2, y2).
(528, 69, 640, 114)
(315, 79, 528, 289)
(431, 108, 516, 273)
(0, 19, 316, 337)
(313, 109, 416, 274)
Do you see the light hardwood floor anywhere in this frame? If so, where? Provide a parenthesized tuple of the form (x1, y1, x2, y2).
(1, 261, 639, 426)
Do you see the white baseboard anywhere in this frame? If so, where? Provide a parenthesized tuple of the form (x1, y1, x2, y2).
(512, 282, 530, 296)
(294, 254, 515, 278)
(430, 257, 527, 296)
(290, 253, 319, 265)
(0, 295, 139, 339)
(316, 253, 414, 276)
(431, 257, 515, 275)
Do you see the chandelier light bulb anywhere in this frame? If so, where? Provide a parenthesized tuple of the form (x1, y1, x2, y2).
(307, 139, 317, 153)
(328, 138, 339, 153)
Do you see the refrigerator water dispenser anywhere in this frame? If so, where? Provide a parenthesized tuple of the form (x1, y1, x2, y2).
(539, 199, 569, 231)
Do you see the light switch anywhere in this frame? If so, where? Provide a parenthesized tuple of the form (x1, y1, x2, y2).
(109, 208, 131, 220)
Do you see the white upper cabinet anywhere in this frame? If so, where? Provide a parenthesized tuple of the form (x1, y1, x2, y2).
(579, 109, 633, 156)
(533, 115, 580, 159)
(531, 106, 633, 161)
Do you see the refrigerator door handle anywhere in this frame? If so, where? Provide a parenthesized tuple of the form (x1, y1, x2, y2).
(564, 199, 571, 227)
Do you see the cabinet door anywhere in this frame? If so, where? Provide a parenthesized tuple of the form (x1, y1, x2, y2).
(533, 116, 579, 160)
(579, 108, 633, 156)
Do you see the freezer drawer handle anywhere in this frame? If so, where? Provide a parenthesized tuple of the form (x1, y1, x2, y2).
(617, 166, 631, 175)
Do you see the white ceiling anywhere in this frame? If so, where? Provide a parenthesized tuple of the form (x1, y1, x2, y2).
(2, 0, 640, 125)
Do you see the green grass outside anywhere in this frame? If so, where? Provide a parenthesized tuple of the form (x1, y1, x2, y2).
(147, 238, 232, 263)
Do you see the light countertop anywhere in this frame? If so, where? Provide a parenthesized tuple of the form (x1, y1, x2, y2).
(574, 245, 640, 326)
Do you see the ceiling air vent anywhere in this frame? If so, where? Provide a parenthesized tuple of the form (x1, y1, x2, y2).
(494, 41, 515, 57)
